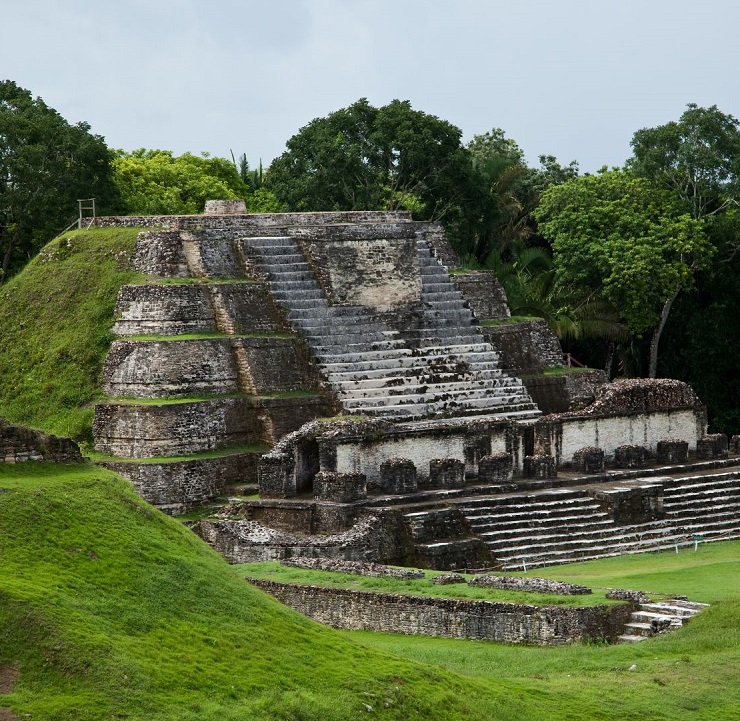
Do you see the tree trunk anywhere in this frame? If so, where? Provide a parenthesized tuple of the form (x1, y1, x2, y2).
(604, 340, 615, 380)
(648, 287, 681, 378)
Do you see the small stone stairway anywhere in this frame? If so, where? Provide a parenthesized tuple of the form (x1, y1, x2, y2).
(242, 235, 538, 420)
(458, 472, 740, 570)
(618, 599, 709, 642)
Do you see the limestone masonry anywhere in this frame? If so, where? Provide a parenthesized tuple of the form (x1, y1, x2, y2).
(83, 207, 738, 570)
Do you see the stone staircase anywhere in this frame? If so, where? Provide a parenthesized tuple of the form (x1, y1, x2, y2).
(457, 472, 740, 570)
(618, 599, 709, 643)
(242, 235, 538, 421)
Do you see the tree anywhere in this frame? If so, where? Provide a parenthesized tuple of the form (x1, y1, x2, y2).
(533, 169, 713, 377)
(266, 98, 473, 224)
(464, 129, 579, 264)
(113, 149, 249, 215)
(0, 80, 118, 281)
(629, 104, 740, 223)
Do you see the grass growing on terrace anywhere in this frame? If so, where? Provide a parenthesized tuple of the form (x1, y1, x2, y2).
(0, 228, 145, 442)
(240, 562, 614, 606)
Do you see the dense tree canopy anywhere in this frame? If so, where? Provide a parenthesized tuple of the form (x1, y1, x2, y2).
(266, 98, 473, 224)
(629, 104, 740, 222)
(113, 150, 250, 215)
(534, 169, 713, 377)
(0, 80, 118, 280)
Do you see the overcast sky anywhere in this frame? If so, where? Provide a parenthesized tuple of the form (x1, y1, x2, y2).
(3, 0, 739, 173)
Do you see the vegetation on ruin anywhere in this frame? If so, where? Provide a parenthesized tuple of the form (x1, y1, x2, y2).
(85, 443, 270, 465)
(0, 228, 145, 443)
(239, 562, 616, 607)
(0, 461, 737, 721)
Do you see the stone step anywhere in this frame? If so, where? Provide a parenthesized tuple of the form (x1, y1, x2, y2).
(264, 262, 311, 273)
(476, 517, 617, 539)
(421, 290, 466, 302)
(243, 237, 295, 248)
(271, 290, 326, 301)
(342, 388, 530, 410)
(641, 601, 709, 616)
(338, 378, 521, 399)
(618, 633, 647, 643)
(319, 352, 501, 374)
(287, 306, 376, 320)
(316, 343, 498, 364)
(355, 400, 538, 420)
(265, 270, 315, 282)
(623, 622, 653, 635)
(331, 371, 522, 391)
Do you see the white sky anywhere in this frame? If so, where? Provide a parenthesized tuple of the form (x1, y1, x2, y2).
(3, 0, 739, 173)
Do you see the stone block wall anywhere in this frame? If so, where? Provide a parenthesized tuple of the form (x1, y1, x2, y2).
(93, 398, 267, 458)
(297, 230, 422, 311)
(101, 452, 260, 513)
(0, 419, 82, 463)
(248, 580, 633, 645)
(452, 271, 510, 321)
(481, 320, 563, 373)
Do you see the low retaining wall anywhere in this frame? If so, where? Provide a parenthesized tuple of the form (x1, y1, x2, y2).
(248, 579, 632, 645)
(1, 420, 82, 463)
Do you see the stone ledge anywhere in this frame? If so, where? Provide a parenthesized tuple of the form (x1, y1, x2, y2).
(247, 579, 632, 645)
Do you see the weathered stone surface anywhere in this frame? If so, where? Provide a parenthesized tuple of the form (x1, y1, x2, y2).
(481, 320, 563, 373)
(298, 234, 422, 311)
(656, 439, 689, 464)
(429, 458, 465, 488)
(101, 451, 260, 514)
(204, 199, 247, 215)
(92, 210, 414, 231)
(415, 222, 459, 268)
(523, 454, 557, 479)
(130, 231, 189, 277)
(93, 398, 266, 458)
(522, 370, 608, 414)
(614, 444, 647, 469)
(102, 339, 240, 398)
(573, 446, 605, 474)
(588, 484, 664, 524)
(0, 418, 82, 464)
(379, 458, 418, 494)
(477, 453, 513, 483)
(248, 580, 633, 645)
(281, 557, 425, 579)
(452, 271, 510, 321)
(696, 433, 728, 460)
(468, 575, 591, 595)
(314, 471, 367, 503)
(112, 284, 216, 336)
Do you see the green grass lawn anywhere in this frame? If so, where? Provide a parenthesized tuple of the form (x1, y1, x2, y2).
(1, 462, 738, 720)
(347, 541, 740, 721)
(0, 462, 543, 721)
(0, 228, 145, 442)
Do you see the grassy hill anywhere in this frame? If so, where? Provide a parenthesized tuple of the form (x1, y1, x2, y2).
(0, 461, 517, 721)
(1, 461, 738, 721)
(0, 228, 145, 443)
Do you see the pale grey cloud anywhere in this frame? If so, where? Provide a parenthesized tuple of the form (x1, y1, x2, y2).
(2, 0, 739, 173)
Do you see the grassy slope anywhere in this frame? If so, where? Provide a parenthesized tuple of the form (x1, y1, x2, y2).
(0, 462, 520, 721)
(0, 228, 145, 442)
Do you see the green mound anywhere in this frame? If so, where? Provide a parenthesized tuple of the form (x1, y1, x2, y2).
(0, 462, 511, 720)
(0, 228, 146, 442)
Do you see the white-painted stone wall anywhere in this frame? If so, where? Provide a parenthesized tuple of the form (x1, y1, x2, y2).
(552, 410, 703, 464)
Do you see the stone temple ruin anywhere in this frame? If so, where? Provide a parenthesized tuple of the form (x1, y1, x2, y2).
(86, 204, 740, 570)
